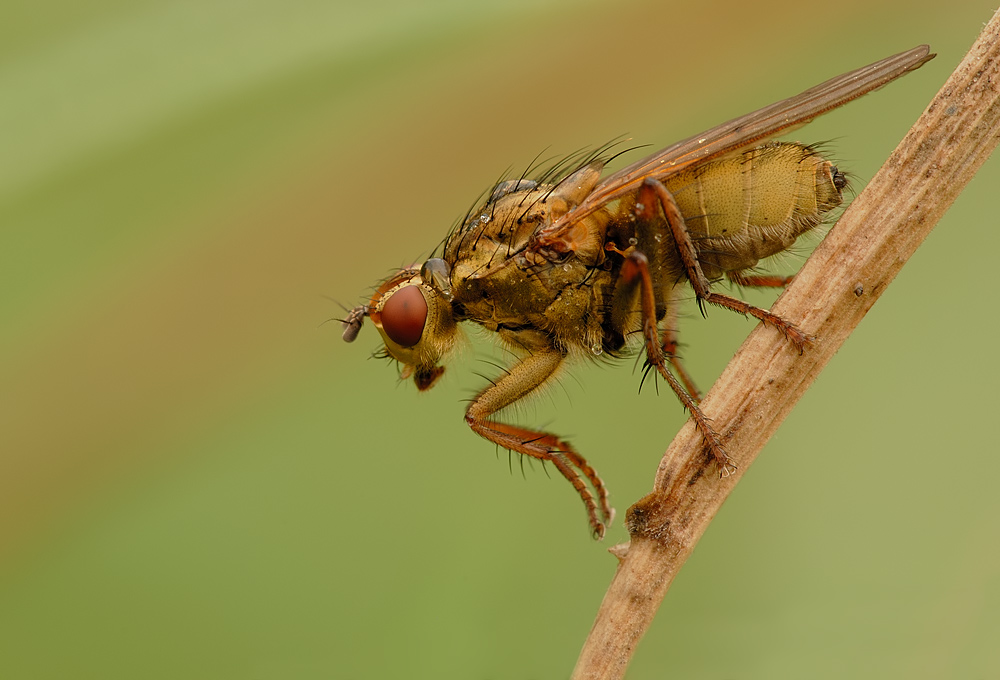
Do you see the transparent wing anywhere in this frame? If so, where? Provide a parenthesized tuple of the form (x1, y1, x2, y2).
(536, 45, 933, 245)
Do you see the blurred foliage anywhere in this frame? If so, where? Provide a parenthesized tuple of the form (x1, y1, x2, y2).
(0, 1, 998, 678)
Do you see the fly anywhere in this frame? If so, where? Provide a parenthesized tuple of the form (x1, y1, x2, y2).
(342, 46, 934, 539)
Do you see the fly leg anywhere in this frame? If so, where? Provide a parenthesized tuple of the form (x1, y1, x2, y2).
(727, 271, 795, 288)
(465, 348, 614, 539)
(639, 178, 812, 351)
(616, 250, 734, 475)
(661, 286, 702, 401)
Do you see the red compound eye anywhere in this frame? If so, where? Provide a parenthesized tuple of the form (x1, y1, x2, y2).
(380, 285, 427, 347)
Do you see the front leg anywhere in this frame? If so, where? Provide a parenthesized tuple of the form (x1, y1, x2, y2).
(465, 348, 614, 539)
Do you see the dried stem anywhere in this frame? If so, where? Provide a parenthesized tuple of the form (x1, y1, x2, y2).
(572, 13, 1000, 680)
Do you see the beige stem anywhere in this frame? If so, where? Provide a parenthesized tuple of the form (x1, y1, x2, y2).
(572, 13, 1000, 680)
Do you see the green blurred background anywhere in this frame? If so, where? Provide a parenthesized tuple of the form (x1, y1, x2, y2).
(1, 0, 997, 677)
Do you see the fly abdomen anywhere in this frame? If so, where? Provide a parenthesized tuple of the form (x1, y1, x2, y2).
(665, 142, 845, 277)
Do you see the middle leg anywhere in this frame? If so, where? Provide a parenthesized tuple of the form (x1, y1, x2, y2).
(615, 250, 735, 476)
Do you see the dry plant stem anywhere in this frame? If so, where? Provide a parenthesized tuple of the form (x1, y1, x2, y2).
(572, 15, 1000, 680)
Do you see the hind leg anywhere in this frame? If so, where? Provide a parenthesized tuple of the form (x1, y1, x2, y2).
(637, 178, 812, 352)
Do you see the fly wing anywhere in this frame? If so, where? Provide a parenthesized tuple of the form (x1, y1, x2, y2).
(533, 45, 934, 251)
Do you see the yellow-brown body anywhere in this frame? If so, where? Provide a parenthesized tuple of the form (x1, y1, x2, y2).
(443, 141, 843, 360)
(342, 46, 932, 538)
